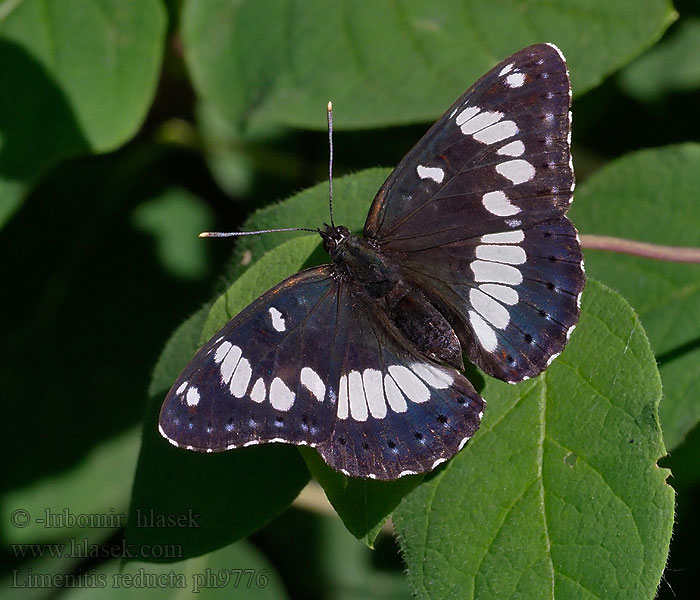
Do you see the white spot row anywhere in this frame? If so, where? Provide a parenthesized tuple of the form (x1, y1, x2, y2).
(482, 190, 520, 217)
(455, 106, 519, 145)
(496, 159, 535, 184)
(213, 341, 296, 411)
(467, 230, 528, 352)
(174, 380, 202, 407)
(337, 363, 453, 422)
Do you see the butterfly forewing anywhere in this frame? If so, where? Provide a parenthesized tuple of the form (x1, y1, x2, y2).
(364, 43, 584, 382)
(365, 44, 573, 245)
(159, 267, 341, 451)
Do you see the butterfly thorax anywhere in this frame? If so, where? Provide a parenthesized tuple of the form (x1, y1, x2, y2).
(321, 225, 464, 369)
(323, 226, 396, 296)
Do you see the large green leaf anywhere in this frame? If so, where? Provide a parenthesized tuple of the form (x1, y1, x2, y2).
(130, 240, 319, 561)
(2, 428, 139, 545)
(182, 0, 674, 130)
(132, 188, 215, 281)
(569, 143, 700, 450)
(0, 0, 166, 226)
(300, 447, 422, 548)
(618, 17, 700, 102)
(394, 281, 673, 599)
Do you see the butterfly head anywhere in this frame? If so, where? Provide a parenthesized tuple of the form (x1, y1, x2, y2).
(320, 224, 351, 255)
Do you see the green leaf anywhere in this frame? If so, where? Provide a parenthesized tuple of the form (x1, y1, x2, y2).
(149, 305, 211, 399)
(618, 17, 700, 102)
(393, 281, 673, 600)
(569, 143, 700, 450)
(313, 512, 413, 600)
(132, 188, 215, 281)
(128, 390, 310, 561)
(132, 240, 321, 560)
(0, 0, 166, 226)
(2, 428, 140, 545)
(196, 100, 286, 197)
(182, 0, 675, 130)
(300, 447, 422, 547)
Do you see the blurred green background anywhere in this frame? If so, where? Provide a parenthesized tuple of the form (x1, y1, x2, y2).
(1, 0, 699, 598)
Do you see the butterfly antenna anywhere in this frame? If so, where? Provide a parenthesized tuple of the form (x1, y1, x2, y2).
(201, 104, 337, 239)
(199, 227, 319, 238)
(327, 101, 335, 228)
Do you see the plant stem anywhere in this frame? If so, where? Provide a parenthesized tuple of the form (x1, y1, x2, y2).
(580, 235, 700, 263)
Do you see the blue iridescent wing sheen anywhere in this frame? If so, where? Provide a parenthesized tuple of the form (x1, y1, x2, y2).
(364, 43, 585, 382)
(159, 265, 484, 480)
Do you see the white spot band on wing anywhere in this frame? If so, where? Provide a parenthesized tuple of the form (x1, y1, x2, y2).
(270, 377, 295, 411)
(363, 369, 386, 418)
(459, 110, 503, 135)
(470, 288, 510, 329)
(505, 72, 526, 87)
(475, 244, 527, 265)
(388, 366, 429, 403)
(348, 370, 368, 421)
(480, 230, 524, 244)
(479, 283, 518, 305)
(471, 260, 523, 285)
(186, 387, 200, 407)
(411, 363, 453, 389)
(473, 120, 518, 144)
(497, 140, 525, 157)
(468, 310, 498, 352)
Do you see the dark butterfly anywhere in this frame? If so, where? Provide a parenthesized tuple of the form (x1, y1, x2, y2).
(159, 43, 585, 480)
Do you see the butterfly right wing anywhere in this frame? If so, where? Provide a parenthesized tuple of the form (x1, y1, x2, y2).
(363, 44, 584, 383)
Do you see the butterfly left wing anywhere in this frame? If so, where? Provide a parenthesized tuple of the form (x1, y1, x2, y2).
(159, 264, 484, 480)
(159, 266, 342, 452)
(363, 43, 584, 383)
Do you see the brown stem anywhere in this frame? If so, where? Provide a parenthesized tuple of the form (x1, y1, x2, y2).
(580, 235, 700, 264)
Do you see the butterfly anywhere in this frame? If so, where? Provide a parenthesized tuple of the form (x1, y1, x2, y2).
(159, 43, 585, 480)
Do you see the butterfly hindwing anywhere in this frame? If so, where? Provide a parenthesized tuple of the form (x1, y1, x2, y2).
(364, 43, 584, 382)
(400, 216, 583, 382)
(314, 282, 484, 479)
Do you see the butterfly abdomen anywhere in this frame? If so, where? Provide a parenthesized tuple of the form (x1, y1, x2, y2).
(385, 286, 463, 369)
